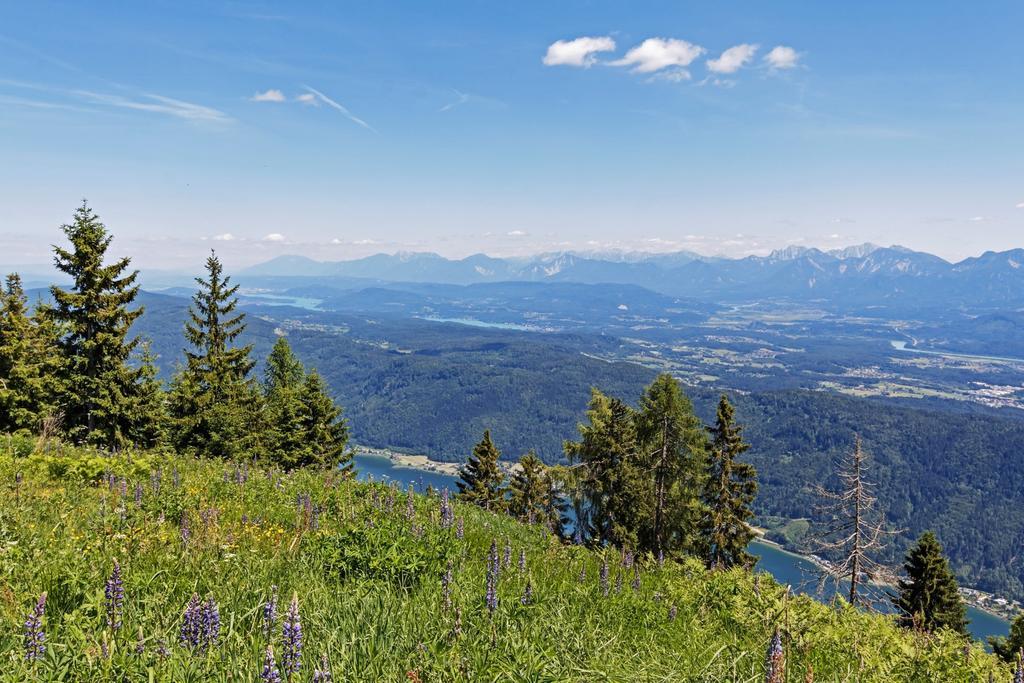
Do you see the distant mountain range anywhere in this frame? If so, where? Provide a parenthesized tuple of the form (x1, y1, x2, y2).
(240, 244, 1024, 310)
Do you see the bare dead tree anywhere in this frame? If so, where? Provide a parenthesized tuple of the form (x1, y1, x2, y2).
(811, 435, 896, 608)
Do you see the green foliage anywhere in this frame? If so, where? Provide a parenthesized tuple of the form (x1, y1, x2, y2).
(167, 250, 259, 458)
(702, 394, 758, 569)
(507, 451, 567, 534)
(0, 449, 1008, 681)
(49, 202, 154, 448)
(456, 429, 507, 510)
(990, 612, 1024, 663)
(893, 531, 969, 635)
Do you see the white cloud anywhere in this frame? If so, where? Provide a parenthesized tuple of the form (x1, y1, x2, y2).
(507, 230, 528, 237)
(1016, 202, 1024, 209)
(707, 44, 758, 74)
(764, 45, 800, 70)
(611, 38, 705, 75)
(296, 93, 317, 105)
(649, 69, 693, 83)
(301, 86, 375, 131)
(75, 90, 231, 122)
(969, 216, 988, 222)
(542, 36, 616, 68)
(262, 233, 286, 242)
(212, 233, 235, 241)
(251, 89, 285, 102)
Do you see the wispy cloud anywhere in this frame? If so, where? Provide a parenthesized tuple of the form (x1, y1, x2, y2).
(296, 92, 317, 105)
(707, 44, 758, 74)
(1016, 202, 1024, 209)
(74, 90, 232, 122)
(764, 45, 800, 70)
(439, 89, 470, 112)
(212, 233, 236, 241)
(610, 38, 705, 76)
(543, 36, 616, 67)
(301, 85, 375, 131)
(262, 233, 286, 242)
(251, 88, 286, 102)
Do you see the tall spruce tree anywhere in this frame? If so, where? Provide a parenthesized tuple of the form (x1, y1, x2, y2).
(635, 373, 708, 558)
(564, 389, 646, 548)
(508, 451, 549, 521)
(990, 612, 1024, 663)
(169, 250, 258, 458)
(456, 429, 506, 510)
(298, 369, 350, 472)
(264, 336, 305, 397)
(0, 274, 63, 432)
(50, 203, 155, 448)
(700, 395, 758, 569)
(892, 531, 968, 635)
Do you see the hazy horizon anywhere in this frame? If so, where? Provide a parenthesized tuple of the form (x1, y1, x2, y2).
(2, 1, 1022, 269)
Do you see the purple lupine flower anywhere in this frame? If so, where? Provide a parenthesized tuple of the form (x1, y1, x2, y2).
(23, 592, 46, 662)
(764, 629, 784, 683)
(120, 477, 128, 498)
(441, 562, 453, 611)
(622, 549, 634, 569)
(263, 586, 279, 637)
(615, 570, 623, 594)
(105, 559, 124, 631)
(179, 593, 203, 649)
(600, 560, 610, 596)
(180, 514, 191, 544)
(631, 567, 641, 591)
(135, 627, 145, 655)
(1014, 650, 1023, 683)
(386, 485, 396, 512)
(201, 597, 220, 648)
(261, 645, 282, 682)
(521, 580, 533, 606)
(439, 488, 454, 528)
(156, 638, 170, 660)
(518, 549, 526, 572)
(101, 637, 110, 660)
(456, 517, 464, 539)
(503, 542, 512, 569)
(668, 604, 677, 622)
(485, 540, 500, 613)
(134, 483, 144, 506)
(172, 467, 181, 488)
(405, 484, 415, 520)
(312, 653, 332, 682)
(281, 593, 303, 677)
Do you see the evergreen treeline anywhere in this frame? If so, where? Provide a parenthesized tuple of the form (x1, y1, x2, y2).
(0, 204, 349, 470)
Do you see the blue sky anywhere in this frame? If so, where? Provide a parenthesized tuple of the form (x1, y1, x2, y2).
(1, 1, 1022, 269)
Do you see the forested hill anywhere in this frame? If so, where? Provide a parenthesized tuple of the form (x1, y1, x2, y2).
(118, 292, 1024, 601)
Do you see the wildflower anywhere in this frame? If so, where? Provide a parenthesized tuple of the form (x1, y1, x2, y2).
(521, 580, 533, 606)
(405, 484, 415, 520)
(135, 627, 145, 655)
(101, 637, 110, 660)
(439, 488, 454, 528)
(600, 560, 610, 596)
(180, 514, 191, 544)
(24, 592, 46, 662)
(765, 629, 784, 683)
(134, 483, 143, 506)
(172, 467, 181, 488)
(486, 540, 500, 613)
(156, 638, 170, 659)
(202, 597, 220, 647)
(667, 604, 677, 622)
(456, 517, 464, 540)
(150, 467, 162, 494)
(282, 593, 303, 677)
(387, 485, 396, 512)
(1015, 649, 1024, 683)
(120, 477, 128, 498)
(503, 541, 512, 569)
(105, 559, 124, 631)
(518, 549, 526, 572)
(263, 585, 279, 637)
(261, 645, 282, 682)
(179, 593, 203, 649)
(632, 567, 641, 591)
(312, 653, 333, 682)
(451, 606, 463, 639)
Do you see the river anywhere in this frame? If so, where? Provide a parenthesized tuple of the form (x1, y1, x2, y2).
(353, 452, 1010, 645)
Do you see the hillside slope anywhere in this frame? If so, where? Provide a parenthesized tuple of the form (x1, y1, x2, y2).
(0, 449, 1007, 681)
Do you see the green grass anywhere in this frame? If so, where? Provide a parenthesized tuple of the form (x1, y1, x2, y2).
(0, 445, 1010, 681)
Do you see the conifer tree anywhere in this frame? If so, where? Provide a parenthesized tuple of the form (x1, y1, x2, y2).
(168, 250, 258, 458)
(508, 451, 548, 521)
(127, 343, 166, 449)
(564, 389, 646, 548)
(50, 203, 155, 448)
(265, 336, 304, 397)
(0, 274, 63, 432)
(298, 369, 351, 472)
(892, 531, 968, 635)
(456, 429, 506, 510)
(635, 373, 707, 558)
(700, 395, 758, 569)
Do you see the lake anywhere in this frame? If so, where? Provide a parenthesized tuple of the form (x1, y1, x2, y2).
(353, 453, 1010, 645)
